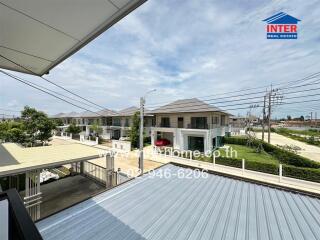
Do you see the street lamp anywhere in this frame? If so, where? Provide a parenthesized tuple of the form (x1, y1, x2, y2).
(139, 89, 156, 174)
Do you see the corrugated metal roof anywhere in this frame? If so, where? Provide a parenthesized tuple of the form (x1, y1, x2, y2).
(36, 164, 320, 240)
(152, 98, 230, 114)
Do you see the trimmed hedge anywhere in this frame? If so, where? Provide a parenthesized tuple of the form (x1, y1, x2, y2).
(245, 160, 279, 175)
(216, 157, 242, 168)
(216, 157, 278, 175)
(215, 157, 320, 183)
(223, 137, 320, 169)
(283, 165, 320, 183)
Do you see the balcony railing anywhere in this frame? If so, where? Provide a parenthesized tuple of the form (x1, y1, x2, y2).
(0, 189, 43, 240)
(187, 123, 208, 129)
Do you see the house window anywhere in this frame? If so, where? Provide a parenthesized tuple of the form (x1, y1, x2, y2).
(125, 118, 130, 127)
(106, 117, 112, 126)
(212, 116, 219, 125)
(221, 115, 226, 126)
(160, 117, 170, 127)
(190, 117, 207, 129)
(113, 118, 121, 126)
(178, 117, 184, 128)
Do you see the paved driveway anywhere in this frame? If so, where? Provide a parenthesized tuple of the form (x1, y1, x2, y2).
(255, 132, 320, 163)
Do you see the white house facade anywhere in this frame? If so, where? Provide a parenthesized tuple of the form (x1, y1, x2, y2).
(150, 98, 231, 152)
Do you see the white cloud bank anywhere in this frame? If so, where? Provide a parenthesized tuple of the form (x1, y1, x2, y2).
(1, 0, 320, 118)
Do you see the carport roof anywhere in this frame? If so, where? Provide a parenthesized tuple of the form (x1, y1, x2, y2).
(0, 143, 102, 177)
(0, 0, 146, 76)
(37, 164, 320, 240)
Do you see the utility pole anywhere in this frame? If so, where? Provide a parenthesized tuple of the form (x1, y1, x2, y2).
(139, 89, 156, 175)
(268, 89, 272, 144)
(139, 97, 145, 175)
(311, 112, 313, 122)
(262, 95, 266, 141)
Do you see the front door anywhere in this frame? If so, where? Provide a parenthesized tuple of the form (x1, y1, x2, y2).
(212, 137, 216, 149)
(113, 130, 121, 139)
(188, 136, 204, 152)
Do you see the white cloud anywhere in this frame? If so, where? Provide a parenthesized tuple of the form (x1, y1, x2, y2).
(1, 0, 320, 117)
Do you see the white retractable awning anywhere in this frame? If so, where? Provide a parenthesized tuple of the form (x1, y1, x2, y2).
(0, 0, 146, 76)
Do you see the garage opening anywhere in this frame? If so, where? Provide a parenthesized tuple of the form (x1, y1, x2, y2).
(155, 131, 173, 147)
(188, 136, 204, 152)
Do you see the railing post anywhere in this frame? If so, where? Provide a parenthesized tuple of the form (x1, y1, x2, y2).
(212, 154, 216, 169)
(242, 159, 245, 175)
(279, 164, 283, 183)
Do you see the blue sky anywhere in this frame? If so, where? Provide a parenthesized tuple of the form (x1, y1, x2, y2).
(1, 0, 320, 119)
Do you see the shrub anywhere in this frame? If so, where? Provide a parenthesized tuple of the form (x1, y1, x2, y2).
(212, 156, 319, 183)
(215, 157, 278, 175)
(283, 165, 320, 183)
(223, 137, 320, 169)
(215, 157, 242, 168)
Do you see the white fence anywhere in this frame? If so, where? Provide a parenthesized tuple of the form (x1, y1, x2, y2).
(153, 146, 286, 181)
(80, 135, 98, 145)
(230, 127, 246, 136)
(112, 140, 131, 152)
(71, 161, 130, 186)
(54, 132, 72, 139)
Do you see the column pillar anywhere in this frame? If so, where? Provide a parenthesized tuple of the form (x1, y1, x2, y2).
(106, 153, 115, 188)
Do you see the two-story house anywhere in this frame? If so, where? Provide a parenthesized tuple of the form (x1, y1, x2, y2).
(51, 107, 154, 140)
(109, 107, 154, 139)
(150, 98, 230, 152)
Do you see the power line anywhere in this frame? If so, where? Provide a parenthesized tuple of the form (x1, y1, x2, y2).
(146, 78, 320, 108)
(0, 70, 104, 117)
(3, 73, 103, 111)
(0, 108, 20, 113)
(0, 53, 108, 111)
(145, 85, 320, 113)
(146, 72, 320, 107)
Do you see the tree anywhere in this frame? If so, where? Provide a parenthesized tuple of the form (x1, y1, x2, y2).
(129, 112, 140, 148)
(21, 106, 56, 145)
(7, 127, 26, 144)
(89, 120, 102, 137)
(300, 115, 305, 121)
(287, 115, 292, 121)
(53, 118, 63, 127)
(0, 121, 26, 143)
(66, 123, 81, 135)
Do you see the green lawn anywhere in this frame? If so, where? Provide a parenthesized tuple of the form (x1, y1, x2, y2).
(219, 144, 279, 164)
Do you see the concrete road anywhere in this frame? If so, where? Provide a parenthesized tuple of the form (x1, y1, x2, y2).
(255, 132, 320, 163)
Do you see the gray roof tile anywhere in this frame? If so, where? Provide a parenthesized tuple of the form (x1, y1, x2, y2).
(152, 98, 230, 114)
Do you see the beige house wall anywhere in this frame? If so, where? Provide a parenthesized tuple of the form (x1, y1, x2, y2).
(155, 112, 229, 128)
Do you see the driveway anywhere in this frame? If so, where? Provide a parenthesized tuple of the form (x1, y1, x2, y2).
(255, 132, 320, 163)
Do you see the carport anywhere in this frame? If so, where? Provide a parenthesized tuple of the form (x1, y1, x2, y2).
(0, 143, 115, 221)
